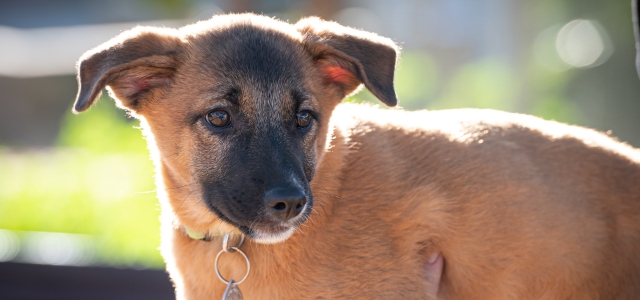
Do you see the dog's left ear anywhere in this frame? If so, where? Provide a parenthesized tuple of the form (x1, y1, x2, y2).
(296, 17, 399, 107)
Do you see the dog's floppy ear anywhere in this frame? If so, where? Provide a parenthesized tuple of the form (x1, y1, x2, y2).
(73, 27, 182, 113)
(296, 17, 399, 106)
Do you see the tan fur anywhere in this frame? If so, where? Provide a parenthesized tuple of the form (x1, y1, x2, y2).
(74, 14, 640, 299)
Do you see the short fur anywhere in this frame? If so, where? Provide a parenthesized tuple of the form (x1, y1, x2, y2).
(74, 14, 640, 299)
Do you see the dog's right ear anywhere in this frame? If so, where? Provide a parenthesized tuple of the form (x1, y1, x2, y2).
(73, 27, 182, 113)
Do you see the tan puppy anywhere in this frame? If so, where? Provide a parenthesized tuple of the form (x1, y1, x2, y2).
(73, 14, 640, 299)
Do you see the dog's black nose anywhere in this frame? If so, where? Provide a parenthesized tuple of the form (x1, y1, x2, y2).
(264, 187, 307, 222)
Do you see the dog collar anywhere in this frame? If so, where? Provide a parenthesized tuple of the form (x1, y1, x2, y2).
(182, 228, 250, 298)
(182, 226, 241, 242)
(184, 226, 209, 241)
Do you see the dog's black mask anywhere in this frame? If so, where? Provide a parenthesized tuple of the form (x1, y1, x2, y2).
(188, 25, 319, 242)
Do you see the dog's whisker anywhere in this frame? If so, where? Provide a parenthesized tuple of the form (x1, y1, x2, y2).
(313, 182, 339, 199)
(162, 152, 180, 159)
(135, 190, 158, 194)
(248, 213, 262, 255)
(262, 243, 274, 256)
(308, 208, 319, 219)
(176, 189, 196, 214)
(166, 183, 196, 189)
(137, 183, 195, 195)
(324, 160, 344, 184)
(310, 200, 328, 219)
(305, 215, 316, 226)
(294, 226, 307, 239)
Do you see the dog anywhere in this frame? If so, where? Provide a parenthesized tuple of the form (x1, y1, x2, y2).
(73, 13, 640, 299)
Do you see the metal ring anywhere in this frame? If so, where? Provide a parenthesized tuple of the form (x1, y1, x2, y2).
(214, 246, 251, 285)
(222, 233, 245, 253)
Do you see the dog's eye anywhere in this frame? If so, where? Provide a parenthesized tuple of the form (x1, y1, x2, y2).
(296, 111, 312, 128)
(205, 110, 231, 128)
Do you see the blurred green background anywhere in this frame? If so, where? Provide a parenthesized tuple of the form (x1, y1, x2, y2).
(0, 98, 163, 266)
(0, 0, 638, 269)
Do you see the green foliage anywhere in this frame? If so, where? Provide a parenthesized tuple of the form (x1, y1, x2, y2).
(429, 59, 519, 111)
(530, 95, 581, 124)
(0, 97, 163, 268)
(394, 52, 439, 110)
(57, 96, 148, 154)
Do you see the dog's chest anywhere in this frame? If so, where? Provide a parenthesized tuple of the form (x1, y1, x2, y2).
(174, 221, 433, 300)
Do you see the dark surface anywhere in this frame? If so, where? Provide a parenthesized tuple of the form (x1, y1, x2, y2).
(634, 0, 640, 78)
(0, 262, 175, 300)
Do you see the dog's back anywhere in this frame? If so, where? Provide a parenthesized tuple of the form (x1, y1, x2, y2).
(330, 104, 640, 299)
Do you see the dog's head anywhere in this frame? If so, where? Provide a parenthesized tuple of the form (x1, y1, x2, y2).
(74, 14, 398, 243)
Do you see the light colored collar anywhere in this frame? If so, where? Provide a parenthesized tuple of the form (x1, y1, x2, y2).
(183, 226, 241, 242)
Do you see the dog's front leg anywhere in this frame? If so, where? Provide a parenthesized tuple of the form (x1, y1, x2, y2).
(425, 252, 444, 298)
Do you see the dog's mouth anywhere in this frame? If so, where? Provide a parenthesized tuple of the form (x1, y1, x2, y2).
(208, 200, 313, 244)
(241, 224, 298, 244)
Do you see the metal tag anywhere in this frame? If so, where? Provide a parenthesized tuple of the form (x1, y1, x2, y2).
(222, 280, 243, 300)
